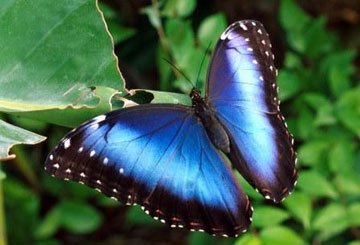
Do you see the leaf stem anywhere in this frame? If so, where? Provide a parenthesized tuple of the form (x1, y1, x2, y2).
(0, 166, 7, 245)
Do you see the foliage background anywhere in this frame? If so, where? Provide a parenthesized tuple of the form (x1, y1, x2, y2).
(0, 0, 360, 244)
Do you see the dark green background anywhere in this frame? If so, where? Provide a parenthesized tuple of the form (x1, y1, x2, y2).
(0, 0, 360, 244)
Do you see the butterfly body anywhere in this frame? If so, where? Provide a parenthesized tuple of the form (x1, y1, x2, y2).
(191, 89, 230, 153)
(45, 20, 297, 237)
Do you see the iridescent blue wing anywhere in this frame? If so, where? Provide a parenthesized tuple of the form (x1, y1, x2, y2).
(206, 20, 297, 202)
(45, 104, 252, 237)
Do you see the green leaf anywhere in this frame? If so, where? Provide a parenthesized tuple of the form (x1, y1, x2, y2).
(10, 86, 119, 128)
(279, 0, 310, 33)
(313, 203, 348, 241)
(277, 70, 302, 101)
(252, 206, 290, 228)
(0, 0, 124, 113)
(127, 206, 161, 226)
(0, 170, 5, 180)
(304, 17, 336, 58)
(328, 140, 356, 173)
(131, 90, 191, 106)
(235, 233, 261, 245)
(4, 178, 41, 244)
(297, 171, 338, 199)
(329, 67, 351, 97)
(35, 205, 62, 239)
(302, 93, 336, 126)
(348, 241, 360, 245)
(99, 3, 136, 44)
(336, 86, 360, 137)
(0, 119, 46, 160)
(197, 13, 227, 49)
(283, 192, 312, 229)
(348, 203, 360, 226)
(297, 140, 330, 166)
(59, 201, 103, 234)
(188, 232, 215, 245)
(260, 226, 305, 245)
(334, 175, 360, 196)
(141, 3, 161, 29)
(162, 0, 197, 18)
(165, 19, 195, 65)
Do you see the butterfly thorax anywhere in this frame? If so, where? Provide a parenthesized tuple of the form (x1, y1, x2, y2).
(190, 89, 230, 153)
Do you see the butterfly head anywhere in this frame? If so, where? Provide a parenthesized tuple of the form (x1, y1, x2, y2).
(190, 89, 203, 105)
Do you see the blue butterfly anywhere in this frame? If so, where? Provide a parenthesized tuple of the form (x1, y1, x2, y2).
(45, 20, 297, 237)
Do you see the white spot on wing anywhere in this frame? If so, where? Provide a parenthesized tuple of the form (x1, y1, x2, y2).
(65, 168, 71, 173)
(93, 115, 106, 123)
(80, 172, 86, 177)
(90, 123, 99, 130)
(240, 23, 248, 31)
(78, 147, 83, 153)
(90, 150, 96, 157)
(257, 29, 263, 34)
(103, 157, 109, 165)
(119, 168, 124, 174)
(252, 60, 258, 65)
(53, 163, 59, 169)
(64, 139, 71, 149)
(49, 155, 53, 160)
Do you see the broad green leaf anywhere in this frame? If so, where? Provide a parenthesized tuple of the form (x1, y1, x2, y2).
(10, 86, 119, 128)
(60, 201, 103, 233)
(277, 70, 302, 101)
(235, 233, 261, 245)
(0, 119, 46, 160)
(0, 0, 124, 113)
(348, 203, 360, 226)
(283, 192, 312, 229)
(260, 226, 305, 245)
(313, 203, 348, 241)
(162, 0, 197, 18)
(197, 13, 227, 49)
(302, 93, 336, 126)
(252, 206, 290, 228)
(297, 140, 330, 166)
(336, 86, 360, 137)
(297, 171, 338, 199)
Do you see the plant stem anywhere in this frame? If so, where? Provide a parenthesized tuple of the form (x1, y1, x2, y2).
(0, 166, 7, 245)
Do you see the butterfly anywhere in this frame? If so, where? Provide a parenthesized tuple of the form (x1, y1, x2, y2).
(45, 20, 297, 237)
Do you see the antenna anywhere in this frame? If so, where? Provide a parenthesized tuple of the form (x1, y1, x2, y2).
(162, 58, 195, 88)
(195, 42, 212, 90)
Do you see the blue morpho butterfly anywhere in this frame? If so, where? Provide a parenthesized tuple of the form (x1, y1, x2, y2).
(45, 20, 297, 237)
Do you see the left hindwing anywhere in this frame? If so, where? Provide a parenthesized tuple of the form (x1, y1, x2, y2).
(206, 20, 297, 202)
(45, 104, 252, 237)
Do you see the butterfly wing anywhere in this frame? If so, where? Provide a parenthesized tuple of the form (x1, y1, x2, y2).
(206, 20, 297, 202)
(45, 104, 252, 237)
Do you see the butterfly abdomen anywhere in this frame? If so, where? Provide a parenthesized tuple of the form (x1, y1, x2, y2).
(194, 99, 230, 153)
